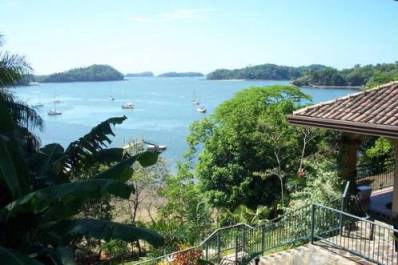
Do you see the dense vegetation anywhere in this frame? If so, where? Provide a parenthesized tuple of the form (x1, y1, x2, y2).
(2, 32, 395, 263)
(158, 72, 204, 77)
(293, 63, 398, 88)
(36, 64, 124, 83)
(207, 64, 328, 80)
(0, 35, 164, 264)
(207, 63, 398, 88)
(125, 71, 154, 77)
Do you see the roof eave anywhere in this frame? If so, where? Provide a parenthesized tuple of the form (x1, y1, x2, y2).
(287, 115, 398, 139)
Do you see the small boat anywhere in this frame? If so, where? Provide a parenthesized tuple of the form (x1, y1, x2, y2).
(110, 96, 115, 101)
(48, 100, 62, 116)
(53, 99, 61, 104)
(197, 106, 207, 113)
(146, 144, 167, 152)
(48, 109, 62, 116)
(121, 102, 134, 109)
(32, 103, 44, 108)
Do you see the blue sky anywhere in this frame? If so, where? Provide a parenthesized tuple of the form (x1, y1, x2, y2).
(1, 0, 397, 74)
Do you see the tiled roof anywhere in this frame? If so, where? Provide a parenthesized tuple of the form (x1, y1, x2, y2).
(287, 81, 398, 138)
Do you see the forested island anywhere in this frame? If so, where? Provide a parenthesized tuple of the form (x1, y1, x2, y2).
(207, 63, 398, 88)
(292, 63, 398, 88)
(158, 72, 204, 77)
(35, 64, 124, 83)
(125, 71, 154, 77)
(207, 64, 327, 80)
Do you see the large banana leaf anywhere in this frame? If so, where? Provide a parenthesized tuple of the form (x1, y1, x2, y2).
(63, 116, 127, 175)
(94, 151, 159, 182)
(1, 179, 131, 221)
(49, 246, 76, 265)
(0, 246, 44, 265)
(28, 143, 66, 187)
(43, 218, 164, 247)
(0, 137, 22, 198)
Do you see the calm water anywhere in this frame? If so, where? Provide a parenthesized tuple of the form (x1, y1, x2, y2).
(14, 77, 358, 169)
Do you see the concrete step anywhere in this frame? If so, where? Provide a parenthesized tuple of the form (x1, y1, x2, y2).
(258, 244, 359, 265)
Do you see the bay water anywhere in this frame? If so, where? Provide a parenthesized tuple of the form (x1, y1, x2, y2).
(14, 77, 357, 170)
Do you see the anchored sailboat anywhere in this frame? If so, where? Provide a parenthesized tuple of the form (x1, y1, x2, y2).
(48, 89, 62, 115)
(48, 100, 62, 116)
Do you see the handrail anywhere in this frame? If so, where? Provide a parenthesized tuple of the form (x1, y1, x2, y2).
(313, 203, 398, 232)
(134, 223, 253, 264)
(134, 181, 371, 265)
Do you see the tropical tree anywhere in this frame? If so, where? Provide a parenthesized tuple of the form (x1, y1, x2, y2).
(0, 34, 163, 264)
(184, 86, 315, 213)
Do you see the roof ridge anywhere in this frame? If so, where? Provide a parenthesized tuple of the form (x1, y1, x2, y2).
(293, 81, 398, 115)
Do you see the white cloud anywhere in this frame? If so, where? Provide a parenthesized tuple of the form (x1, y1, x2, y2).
(129, 8, 215, 23)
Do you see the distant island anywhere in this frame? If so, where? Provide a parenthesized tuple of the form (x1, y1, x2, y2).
(35, 64, 124, 83)
(292, 64, 398, 88)
(125, 71, 154, 77)
(207, 64, 327, 81)
(207, 63, 398, 88)
(158, 72, 204, 77)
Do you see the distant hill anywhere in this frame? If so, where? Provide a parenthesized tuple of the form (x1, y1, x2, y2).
(292, 63, 398, 88)
(36, 65, 124, 83)
(207, 63, 398, 88)
(158, 72, 204, 77)
(126, 71, 154, 77)
(207, 64, 328, 80)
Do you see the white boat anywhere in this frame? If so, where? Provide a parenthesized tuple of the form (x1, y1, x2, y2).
(121, 102, 134, 109)
(48, 100, 62, 116)
(48, 109, 62, 116)
(32, 103, 44, 108)
(146, 144, 167, 152)
(197, 106, 207, 113)
(192, 88, 201, 105)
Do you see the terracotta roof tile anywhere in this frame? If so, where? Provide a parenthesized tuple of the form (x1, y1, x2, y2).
(292, 81, 398, 127)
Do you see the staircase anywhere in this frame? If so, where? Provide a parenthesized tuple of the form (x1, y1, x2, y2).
(135, 201, 398, 265)
(259, 244, 358, 265)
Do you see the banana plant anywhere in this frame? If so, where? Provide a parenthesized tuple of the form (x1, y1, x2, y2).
(0, 101, 164, 264)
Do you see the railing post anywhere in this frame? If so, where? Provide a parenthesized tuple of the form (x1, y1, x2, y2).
(216, 231, 220, 261)
(261, 225, 265, 254)
(310, 204, 315, 244)
(205, 241, 208, 261)
(235, 233, 238, 264)
(242, 226, 246, 253)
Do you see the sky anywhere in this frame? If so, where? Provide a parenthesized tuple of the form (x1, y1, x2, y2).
(0, 0, 397, 75)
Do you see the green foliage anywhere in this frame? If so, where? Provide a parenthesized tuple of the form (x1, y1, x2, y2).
(36, 64, 124, 83)
(217, 205, 271, 226)
(0, 109, 162, 263)
(290, 160, 342, 208)
(185, 85, 314, 211)
(156, 163, 212, 247)
(207, 64, 328, 80)
(293, 62, 398, 87)
(44, 219, 164, 247)
(365, 138, 393, 159)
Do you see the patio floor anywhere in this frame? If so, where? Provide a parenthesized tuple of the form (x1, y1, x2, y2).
(369, 187, 393, 223)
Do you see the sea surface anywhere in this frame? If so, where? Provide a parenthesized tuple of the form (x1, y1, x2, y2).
(14, 77, 358, 170)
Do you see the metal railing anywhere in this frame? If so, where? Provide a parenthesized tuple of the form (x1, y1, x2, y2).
(312, 203, 398, 265)
(133, 181, 398, 265)
(133, 223, 254, 265)
(356, 159, 394, 191)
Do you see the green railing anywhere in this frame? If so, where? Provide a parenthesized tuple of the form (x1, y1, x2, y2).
(134, 180, 398, 265)
(312, 203, 398, 265)
(356, 159, 394, 191)
(133, 197, 345, 265)
(133, 223, 254, 265)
